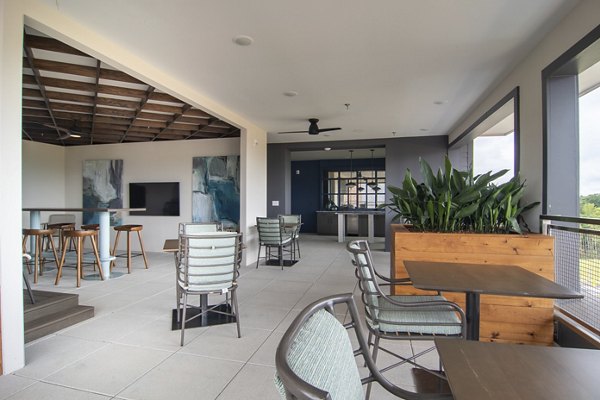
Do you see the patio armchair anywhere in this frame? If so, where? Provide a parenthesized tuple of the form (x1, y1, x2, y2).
(346, 240, 466, 398)
(274, 293, 453, 400)
(256, 217, 294, 270)
(176, 231, 242, 346)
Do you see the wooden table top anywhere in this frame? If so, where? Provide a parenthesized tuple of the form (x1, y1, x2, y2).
(435, 339, 600, 400)
(404, 260, 582, 299)
(162, 239, 178, 252)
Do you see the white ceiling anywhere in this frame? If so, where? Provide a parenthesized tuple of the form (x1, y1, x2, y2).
(40, 0, 579, 144)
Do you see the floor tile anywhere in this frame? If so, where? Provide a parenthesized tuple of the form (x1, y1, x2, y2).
(0, 374, 36, 400)
(216, 364, 281, 400)
(180, 324, 271, 362)
(43, 343, 172, 396)
(5, 381, 111, 400)
(116, 353, 243, 400)
(17, 335, 107, 379)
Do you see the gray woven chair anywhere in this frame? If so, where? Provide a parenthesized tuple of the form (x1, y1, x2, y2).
(256, 217, 293, 270)
(275, 293, 453, 400)
(347, 240, 465, 398)
(278, 214, 302, 259)
(176, 231, 241, 346)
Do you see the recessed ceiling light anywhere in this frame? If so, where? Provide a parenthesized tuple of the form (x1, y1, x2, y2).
(324, 147, 331, 151)
(283, 91, 298, 97)
(232, 35, 254, 46)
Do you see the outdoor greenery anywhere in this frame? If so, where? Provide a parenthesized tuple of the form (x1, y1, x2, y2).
(384, 156, 538, 233)
(580, 193, 600, 219)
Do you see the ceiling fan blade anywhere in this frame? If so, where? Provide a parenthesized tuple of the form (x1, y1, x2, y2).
(277, 130, 309, 134)
(317, 127, 341, 133)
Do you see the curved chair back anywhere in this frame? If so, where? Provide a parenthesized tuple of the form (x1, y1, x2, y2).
(178, 231, 240, 293)
(256, 217, 285, 245)
(179, 222, 222, 235)
(347, 239, 465, 337)
(275, 293, 448, 400)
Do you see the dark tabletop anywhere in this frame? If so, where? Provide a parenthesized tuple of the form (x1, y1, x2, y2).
(435, 339, 600, 400)
(404, 260, 582, 299)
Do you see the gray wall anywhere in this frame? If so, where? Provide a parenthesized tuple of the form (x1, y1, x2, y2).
(384, 136, 448, 249)
(267, 143, 291, 217)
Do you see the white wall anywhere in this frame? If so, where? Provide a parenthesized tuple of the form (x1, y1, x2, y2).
(61, 138, 240, 252)
(448, 0, 600, 228)
(22, 141, 66, 227)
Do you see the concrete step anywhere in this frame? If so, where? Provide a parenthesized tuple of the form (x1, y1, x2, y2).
(23, 290, 80, 323)
(24, 305, 94, 343)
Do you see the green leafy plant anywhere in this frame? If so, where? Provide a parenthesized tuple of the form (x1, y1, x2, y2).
(383, 156, 538, 234)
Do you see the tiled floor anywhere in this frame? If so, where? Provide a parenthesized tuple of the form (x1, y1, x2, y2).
(3, 234, 437, 399)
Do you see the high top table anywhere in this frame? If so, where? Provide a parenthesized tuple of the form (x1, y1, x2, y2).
(404, 260, 583, 340)
(23, 207, 145, 279)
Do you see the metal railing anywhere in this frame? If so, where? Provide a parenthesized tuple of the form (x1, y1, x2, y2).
(541, 215, 600, 334)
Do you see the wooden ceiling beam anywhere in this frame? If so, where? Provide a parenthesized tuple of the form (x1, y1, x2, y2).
(185, 108, 212, 118)
(131, 119, 167, 129)
(121, 86, 155, 143)
(142, 102, 184, 114)
(23, 45, 65, 144)
(149, 91, 184, 104)
(24, 57, 144, 84)
(151, 104, 191, 141)
(90, 60, 101, 144)
(176, 115, 211, 124)
(23, 74, 149, 99)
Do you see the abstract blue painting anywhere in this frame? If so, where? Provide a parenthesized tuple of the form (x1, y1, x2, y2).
(82, 159, 123, 225)
(192, 156, 240, 230)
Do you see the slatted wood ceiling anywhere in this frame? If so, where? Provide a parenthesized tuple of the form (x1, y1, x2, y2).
(21, 31, 240, 146)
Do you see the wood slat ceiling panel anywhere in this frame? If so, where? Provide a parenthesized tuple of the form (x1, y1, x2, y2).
(21, 32, 239, 146)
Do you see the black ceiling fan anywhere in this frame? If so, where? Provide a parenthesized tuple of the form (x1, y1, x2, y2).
(278, 118, 341, 135)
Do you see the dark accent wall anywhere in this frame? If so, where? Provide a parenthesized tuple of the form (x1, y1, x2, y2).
(290, 158, 386, 233)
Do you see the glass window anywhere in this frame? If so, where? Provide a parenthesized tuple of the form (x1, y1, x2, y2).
(323, 168, 386, 209)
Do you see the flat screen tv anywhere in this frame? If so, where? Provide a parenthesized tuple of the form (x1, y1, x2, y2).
(129, 182, 180, 216)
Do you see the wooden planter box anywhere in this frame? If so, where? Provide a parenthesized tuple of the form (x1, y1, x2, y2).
(391, 224, 555, 345)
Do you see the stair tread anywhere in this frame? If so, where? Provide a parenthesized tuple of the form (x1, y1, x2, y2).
(25, 305, 94, 331)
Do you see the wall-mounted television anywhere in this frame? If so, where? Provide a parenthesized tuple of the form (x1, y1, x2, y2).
(129, 182, 180, 216)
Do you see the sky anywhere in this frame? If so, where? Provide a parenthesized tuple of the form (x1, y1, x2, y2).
(473, 133, 514, 185)
(579, 87, 600, 196)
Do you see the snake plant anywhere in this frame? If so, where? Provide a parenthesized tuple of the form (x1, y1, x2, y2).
(384, 156, 538, 233)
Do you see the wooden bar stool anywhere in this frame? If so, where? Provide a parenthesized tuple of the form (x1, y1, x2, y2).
(22, 228, 60, 284)
(46, 222, 76, 252)
(56, 229, 103, 287)
(111, 224, 148, 273)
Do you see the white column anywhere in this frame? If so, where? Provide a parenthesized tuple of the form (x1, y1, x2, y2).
(337, 213, 345, 243)
(98, 211, 112, 278)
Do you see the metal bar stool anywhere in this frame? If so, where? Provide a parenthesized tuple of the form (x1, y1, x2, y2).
(111, 224, 148, 273)
(22, 228, 60, 284)
(56, 229, 104, 287)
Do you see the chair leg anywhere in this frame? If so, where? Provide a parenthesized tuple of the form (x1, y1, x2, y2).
(75, 237, 82, 288)
(55, 236, 69, 285)
(296, 238, 301, 259)
(22, 235, 32, 274)
(279, 245, 284, 270)
(33, 236, 40, 284)
(365, 335, 381, 400)
(126, 231, 132, 274)
(111, 230, 121, 271)
(180, 292, 188, 346)
(232, 289, 241, 338)
(137, 230, 149, 268)
(90, 235, 104, 281)
(255, 244, 262, 268)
